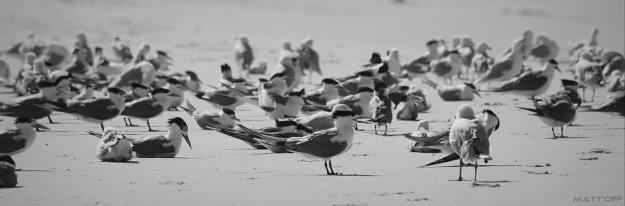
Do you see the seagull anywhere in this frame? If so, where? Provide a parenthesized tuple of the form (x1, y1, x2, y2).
(573, 51, 603, 102)
(195, 87, 247, 110)
(304, 78, 340, 105)
(1, 80, 60, 127)
(384, 48, 401, 75)
(296, 38, 321, 83)
(338, 70, 374, 96)
(401, 40, 440, 76)
(43, 87, 127, 130)
(181, 101, 239, 130)
(470, 43, 494, 81)
(89, 127, 133, 162)
(111, 36, 133, 63)
(449, 104, 499, 181)
(422, 75, 480, 101)
(484, 59, 560, 98)
(477, 41, 524, 85)
(530, 34, 559, 64)
(403, 120, 451, 154)
(0, 117, 43, 167)
(127, 117, 192, 158)
(568, 27, 599, 57)
(109, 61, 156, 90)
(234, 36, 254, 78)
(517, 94, 576, 138)
(165, 78, 185, 111)
(121, 88, 172, 131)
(273, 54, 303, 91)
(500, 30, 534, 60)
(240, 104, 356, 175)
(430, 50, 463, 85)
(369, 83, 392, 135)
(582, 92, 625, 115)
(373, 62, 399, 88)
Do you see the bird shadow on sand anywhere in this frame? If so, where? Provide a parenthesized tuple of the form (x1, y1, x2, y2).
(545, 136, 589, 139)
(425, 164, 523, 168)
(312, 173, 380, 177)
(103, 160, 140, 164)
(16, 169, 56, 172)
(0, 186, 24, 190)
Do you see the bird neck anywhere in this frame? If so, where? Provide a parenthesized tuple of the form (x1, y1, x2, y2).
(334, 117, 355, 134)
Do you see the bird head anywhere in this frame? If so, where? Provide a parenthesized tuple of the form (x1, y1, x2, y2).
(168, 117, 191, 150)
(221, 108, 240, 122)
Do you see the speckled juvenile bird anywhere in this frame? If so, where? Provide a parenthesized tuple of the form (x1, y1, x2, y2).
(369, 83, 393, 135)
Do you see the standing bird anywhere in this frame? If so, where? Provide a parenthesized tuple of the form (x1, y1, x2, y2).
(111, 36, 133, 63)
(234, 36, 254, 78)
(240, 104, 356, 175)
(449, 104, 498, 181)
(470, 43, 494, 82)
(304, 78, 341, 105)
(430, 50, 463, 85)
(422, 76, 481, 101)
(166, 78, 185, 111)
(43, 87, 127, 130)
(127, 117, 192, 158)
(1, 81, 60, 126)
(573, 51, 603, 102)
(369, 83, 392, 135)
(0, 118, 43, 167)
(181, 102, 240, 130)
(517, 94, 577, 138)
(385, 48, 401, 75)
(109, 61, 156, 91)
(568, 27, 600, 57)
(485, 59, 560, 99)
(121, 88, 172, 131)
(296, 38, 321, 83)
(90, 127, 133, 162)
(530, 34, 559, 64)
(478, 41, 524, 85)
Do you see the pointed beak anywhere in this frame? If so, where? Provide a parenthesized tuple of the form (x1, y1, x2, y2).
(233, 115, 241, 122)
(182, 131, 192, 150)
(473, 90, 482, 98)
(33, 122, 50, 131)
(554, 66, 561, 73)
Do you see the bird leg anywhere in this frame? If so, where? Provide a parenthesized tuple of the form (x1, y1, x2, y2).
(384, 125, 388, 136)
(324, 160, 330, 175)
(457, 159, 464, 181)
(100, 123, 105, 131)
(126, 118, 138, 127)
(47, 115, 57, 124)
(582, 88, 587, 102)
(591, 89, 596, 102)
(561, 127, 564, 138)
(474, 161, 479, 182)
(147, 119, 157, 132)
(374, 125, 378, 135)
(123, 118, 129, 126)
(551, 127, 557, 138)
(329, 159, 336, 175)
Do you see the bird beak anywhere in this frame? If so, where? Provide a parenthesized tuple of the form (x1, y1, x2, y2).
(32, 122, 50, 131)
(554, 66, 561, 73)
(233, 116, 241, 122)
(182, 131, 192, 150)
(473, 90, 482, 97)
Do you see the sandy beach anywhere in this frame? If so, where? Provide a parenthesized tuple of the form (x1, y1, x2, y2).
(0, 0, 624, 205)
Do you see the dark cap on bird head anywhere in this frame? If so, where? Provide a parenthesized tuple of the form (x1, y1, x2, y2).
(220, 64, 232, 72)
(37, 80, 57, 88)
(561, 79, 578, 86)
(358, 87, 374, 93)
(369, 52, 382, 64)
(167, 117, 188, 130)
(155, 74, 170, 79)
(94, 47, 103, 52)
(167, 78, 181, 84)
(151, 88, 170, 95)
(286, 88, 305, 96)
(222, 108, 235, 115)
(185, 70, 200, 81)
(275, 119, 297, 127)
(130, 82, 150, 90)
(448, 50, 460, 55)
(321, 78, 339, 85)
(107, 87, 127, 95)
(426, 40, 439, 46)
(156, 50, 172, 60)
(481, 109, 500, 130)
(258, 78, 268, 83)
(374, 82, 387, 91)
(463, 82, 477, 90)
(548, 59, 558, 65)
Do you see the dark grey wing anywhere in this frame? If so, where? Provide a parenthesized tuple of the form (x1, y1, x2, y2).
(495, 71, 547, 91)
(0, 129, 26, 153)
(438, 88, 463, 101)
(68, 99, 120, 120)
(287, 130, 348, 158)
(121, 99, 164, 118)
(132, 137, 176, 155)
(431, 62, 452, 76)
(206, 92, 239, 106)
(530, 45, 550, 58)
(304, 90, 325, 105)
(480, 59, 513, 81)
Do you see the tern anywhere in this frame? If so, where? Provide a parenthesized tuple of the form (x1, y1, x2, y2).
(1, 80, 60, 127)
(517, 94, 577, 138)
(121, 88, 172, 131)
(125, 82, 151, 102)
(43, 87, 127, 130)
(127, 117, 192, 158)
(304, 78, 340, 105)
(241, 104, 356, 175)
(338, 70, 374, 96)
(213, 119, 313, 152)
(165, 78, 185, 111)
(0, 118, 45, 166)
(422, 75, 481, 101)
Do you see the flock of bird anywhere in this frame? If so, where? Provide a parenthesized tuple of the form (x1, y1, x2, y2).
(0, 27, 623, 187)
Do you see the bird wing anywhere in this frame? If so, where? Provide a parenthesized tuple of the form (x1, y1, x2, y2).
(0, 129, 27, 153)
(130, 135, 176, 155)
(479, 59, 513, 82)
(493, 70, 547, 91)
(287, 128, 349, 158)
(431, 61, 453, 76)
(68, 99, 120, 119)
(121, 98, 163, 118)
(530, 44, 551, 58)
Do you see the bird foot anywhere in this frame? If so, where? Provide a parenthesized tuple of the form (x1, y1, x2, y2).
(148, 129, 160, 132)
